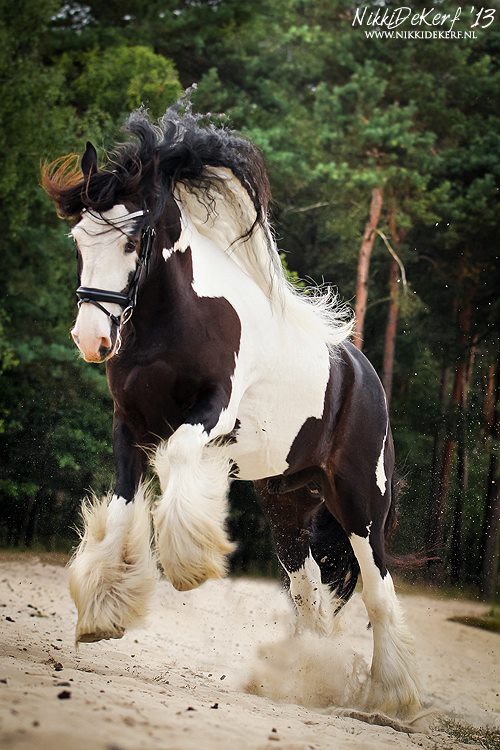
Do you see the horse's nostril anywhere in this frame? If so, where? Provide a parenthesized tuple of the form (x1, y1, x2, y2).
(99, 336, 112, 358)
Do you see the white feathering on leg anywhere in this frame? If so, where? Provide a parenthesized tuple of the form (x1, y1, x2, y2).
(153, 433, 235, 592)
(68, 484, 158, 643)
(349, 532, 421, 718)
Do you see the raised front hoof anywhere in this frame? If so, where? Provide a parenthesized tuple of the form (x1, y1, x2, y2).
(170, 578, 203, 592)
(158, 542, 234, 592)
(162, 565, 217, 592)
(76, 626, 125, 644)
(155, 515, 235, 594)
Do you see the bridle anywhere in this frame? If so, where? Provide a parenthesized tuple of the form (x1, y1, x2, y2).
(75, 208, 155, 336)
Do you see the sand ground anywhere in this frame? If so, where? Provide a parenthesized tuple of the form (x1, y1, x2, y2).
(0, 557, 498, 750)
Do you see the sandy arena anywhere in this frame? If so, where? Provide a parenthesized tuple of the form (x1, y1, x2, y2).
(0, 556, 498, 750)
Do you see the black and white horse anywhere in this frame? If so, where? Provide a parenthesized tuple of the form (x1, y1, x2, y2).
(42, 106, 420, 717)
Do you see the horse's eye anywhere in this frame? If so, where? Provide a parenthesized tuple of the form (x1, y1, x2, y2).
(125, 239, 138, 254)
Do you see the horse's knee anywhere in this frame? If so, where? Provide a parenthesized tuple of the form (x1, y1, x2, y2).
(154, 424, 206, 490)
(165, 423, 205, 463)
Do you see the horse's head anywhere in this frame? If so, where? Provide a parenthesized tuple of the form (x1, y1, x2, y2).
(71, 203, 148, 362)
(43, 141, 156, 363)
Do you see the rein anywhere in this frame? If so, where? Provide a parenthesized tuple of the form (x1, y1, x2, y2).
(76, 209, 155, 331)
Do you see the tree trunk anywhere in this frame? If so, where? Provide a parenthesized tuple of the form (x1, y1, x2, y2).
(426, 360, 449, 552)
(449, 303, 476, 584)
(427, 358, 466, 569)
(353, 185, 383, 350)
(480, 345, 500, 600)
(483, 362, 496, 435)
(24, 490, 43, 547)
(382, 257, 400, 405)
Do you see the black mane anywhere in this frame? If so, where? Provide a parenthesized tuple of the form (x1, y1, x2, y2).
(47, 103, 271, 228)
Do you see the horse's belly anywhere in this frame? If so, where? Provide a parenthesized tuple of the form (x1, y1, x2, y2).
(228, 345, 331, 480)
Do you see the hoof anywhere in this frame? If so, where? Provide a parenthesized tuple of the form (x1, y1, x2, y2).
(77, 627, 125, 644)
(169, 575, 207, 592)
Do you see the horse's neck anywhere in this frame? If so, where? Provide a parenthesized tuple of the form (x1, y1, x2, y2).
(175, 168, 278, 298)
(131, 251, 187, 337)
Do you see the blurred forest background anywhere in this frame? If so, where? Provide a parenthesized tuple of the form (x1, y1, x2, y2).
(0, 0, 499, 599)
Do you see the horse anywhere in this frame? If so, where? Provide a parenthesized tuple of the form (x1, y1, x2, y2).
(41, 104, 420, 718)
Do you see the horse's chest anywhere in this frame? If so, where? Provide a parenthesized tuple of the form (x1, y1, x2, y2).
(108, 358, 200, 442)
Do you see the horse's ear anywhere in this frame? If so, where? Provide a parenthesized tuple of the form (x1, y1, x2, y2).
(81, 141, 98, 180)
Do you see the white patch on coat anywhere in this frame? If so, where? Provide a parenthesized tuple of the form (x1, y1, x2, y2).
(280, 550, 342, 637)
(153, 423, 235, 592)
(375, 419, 388, 495)
(349, 532, 421, 717)
(68, 486, 157, 644)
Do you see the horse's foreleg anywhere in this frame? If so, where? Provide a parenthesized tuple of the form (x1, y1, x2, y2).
(69, 417, 157, 643)
(154, 406, 236, 591)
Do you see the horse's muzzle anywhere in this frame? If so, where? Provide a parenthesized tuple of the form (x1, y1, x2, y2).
(71, 329, 113, 363)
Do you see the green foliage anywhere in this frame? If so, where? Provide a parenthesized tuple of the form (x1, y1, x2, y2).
(74, 45, 181, 121)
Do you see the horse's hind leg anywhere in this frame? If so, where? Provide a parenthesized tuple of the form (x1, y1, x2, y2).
(257, 481, 357, 636)
(330, 475, 421, 717)
(349, 524, 420, 717)
(309, 502, 359, 611)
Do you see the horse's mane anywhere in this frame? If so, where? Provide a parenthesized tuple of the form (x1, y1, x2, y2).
(41, 104, 270, 223)
(42, 102, 353, 348)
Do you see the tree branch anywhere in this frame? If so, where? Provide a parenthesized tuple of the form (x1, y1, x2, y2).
(376, 228, 408, 291)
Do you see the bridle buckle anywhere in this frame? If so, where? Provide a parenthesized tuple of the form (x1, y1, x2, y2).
(120, 306, 134, 326)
